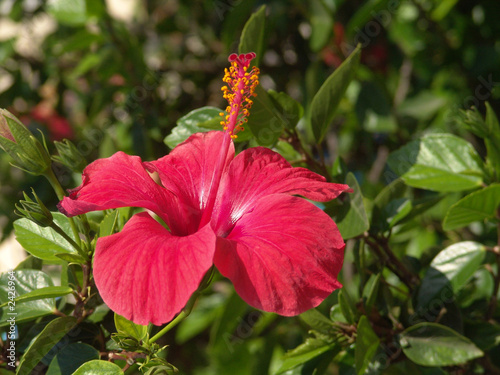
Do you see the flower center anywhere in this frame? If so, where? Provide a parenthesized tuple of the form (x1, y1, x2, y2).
(220, 53, 260, 139)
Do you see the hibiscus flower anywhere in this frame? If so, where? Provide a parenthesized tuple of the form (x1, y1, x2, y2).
(59, 53, 350, 325)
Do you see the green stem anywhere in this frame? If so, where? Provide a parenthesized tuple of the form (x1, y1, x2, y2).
(50, 223, 88, 260)
(149, 292, 199, 344)
(44, 167, 82, 246)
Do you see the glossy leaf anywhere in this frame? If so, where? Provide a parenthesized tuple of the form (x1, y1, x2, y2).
(239, 5, 266, 66)
(443, 184, 500, 230)
(46, 343, 99, 375)
(14, 212, 79, 261)
(17, 316, 78, 375)
(387, 134, 484, 192)
(114, 313, 148, 341)
(0, 270, 56, 326)
(164, 107, 223, 148)
(72, 360, 123, 375)
(417, 241, 486, 308)
(335, 172, 369, 239)
(0, 286, 72, 307)
(355, 315, 380, 375)
(400, 323, 483, 366)
(310, 44, 361, 143)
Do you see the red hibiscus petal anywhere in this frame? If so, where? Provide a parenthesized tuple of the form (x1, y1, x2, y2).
(214, 194, 344, 316)
(93, 212, 216, 326)
(213, 147, 350, 234)
(145, 131, 235, 215)
(58, 151, 195, 232)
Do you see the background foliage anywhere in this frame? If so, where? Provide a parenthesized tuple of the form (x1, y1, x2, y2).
(1, 0, 500, 374)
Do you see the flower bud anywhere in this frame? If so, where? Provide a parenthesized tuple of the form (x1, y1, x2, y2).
(15, 189, 54, 227)
(0, 109, 52, 175)
(52, 139, 87, 173)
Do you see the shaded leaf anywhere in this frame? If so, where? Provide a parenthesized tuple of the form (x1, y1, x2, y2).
(310, 45, 361, 143)
(46, 343, 99, 375)
(335, 173, 369, 239)
(239, 5, 267, 66)
(355, 315, 380, 375)
(268, 90, 303, 130)
(400, 323, 483, 366)
(417, 241, 486, 308)
(246, 85, 285, 146)
(17, 317, 78, 375)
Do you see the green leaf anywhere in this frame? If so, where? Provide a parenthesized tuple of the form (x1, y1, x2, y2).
(338, 289, 358, 324)
(46, 0, 87, 26)
(0, 286, 72, 307)
(55, 253, 87, 263)
(309, 0, 333, 52)
(114, 313, 148, 341)
(465, 322, 500, 351)
(14, 212, 79, 261)
(417, 241, 486, 309)
(239, 5, 267, 66)
(17, 316, 78, 375)
(268, 90, 303, 130)
(246, 86, 286, 146)
(431, 0, 459, 21)
(356, 81, 397, 133)
(72, 360, 123, 375)
(346, 0, 391, 36)
(310, 44, 361, 143)
(299, 309, 333, 334)
(397, 91, 447, 121)
(387, 134, 484, 192)
(400, 323, 483, 366)
(46, 343, 99, 375)
(443, 184, 500, 230)
(100, 210, 119, 237)
(277, 333, 339, 374)
(484, 102, 500, 178)
(0, 270, 57, 326)
(164, 106, 223, 148)
(335, 172, 369, 239)
(355, 315, 380, 375)
(362, 273, 381, 315)
(209, 290, 248, 353)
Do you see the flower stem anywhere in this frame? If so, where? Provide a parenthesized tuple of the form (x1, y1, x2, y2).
(149, 292, 199, 344)
(50, 222, 88, 260)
